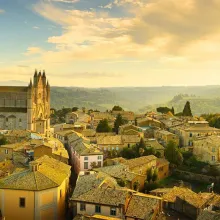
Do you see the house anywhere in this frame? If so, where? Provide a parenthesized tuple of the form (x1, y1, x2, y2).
(197, 210, 220, 220)
(0, 155, 71, 220)
(156, 158, 169, 180)
(122, 135, 141, 147)
(71, 142, 103, 174)
(70, 172, 161, 220)
(94, 164, 146, 191)
(162, 187, 209, 219)
(145, 139, 165, 157)
(65, 112, 78, 124)
(193, 136, 220, 164)
(91, 112, 115, 128)
(137, 117, 163, 129)
(118, 124, 143, 137)
(97, 135, 124, 151)
(111, 111, 135, 123)
(154, 130, 179, 147)
(176, 121, 220, 147)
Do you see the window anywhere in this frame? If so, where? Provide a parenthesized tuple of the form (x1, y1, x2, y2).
(19, 198, 25, 208)
(97, 156, 102, 160)
(212, 148, 216, 152)
(212, 156, 216, 161)
(19, 118, 22, 122)
(112, 147, 115, 150)
(84, 157, 88, 161)
(5, 149, 8, 154)
(95, 205, 101, 213)
(84, 162, 88, 169)
(116, 146, 119, 151)
(110, 207, 116, 216)
(98, 161, 102, 167)
(189, 133, 192, 137)
(80, 203, 86, 211)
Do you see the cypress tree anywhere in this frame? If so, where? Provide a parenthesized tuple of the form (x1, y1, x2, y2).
(182, 101, 193, 117)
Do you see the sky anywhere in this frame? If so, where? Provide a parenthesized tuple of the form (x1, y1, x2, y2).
(1, 0, 220, 87)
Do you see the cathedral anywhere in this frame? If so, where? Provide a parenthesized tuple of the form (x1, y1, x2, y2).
(0, 70, 50, 135)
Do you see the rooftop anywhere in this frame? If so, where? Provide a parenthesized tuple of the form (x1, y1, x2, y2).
(0, 155, 71, 191)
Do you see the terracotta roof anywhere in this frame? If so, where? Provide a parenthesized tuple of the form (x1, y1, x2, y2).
(126, 194, 161, 219)
(122, 135, 141, 143)
(73, 142, 102, 156)
(156, 158, 169, 168)
(0, 155, 71, 191)
(82, 129, 96, 137)
(145, 139, 164, 150)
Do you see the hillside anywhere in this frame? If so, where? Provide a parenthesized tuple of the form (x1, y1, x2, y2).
(50, 86, 220, 114)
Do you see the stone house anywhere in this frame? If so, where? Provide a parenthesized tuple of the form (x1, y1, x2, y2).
(0, 155, 71, 220)
(65, 112, 78, 124)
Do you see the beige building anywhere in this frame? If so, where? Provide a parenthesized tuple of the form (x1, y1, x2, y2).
(0, 155, 71, 220)
(154, 130, 179, 147)
(193, 136, 220, 164)
(176, 121, 220, 147)
(0, 70, 50, 135)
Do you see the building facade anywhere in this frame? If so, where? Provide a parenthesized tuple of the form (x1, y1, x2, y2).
(0, 70, 50, 135)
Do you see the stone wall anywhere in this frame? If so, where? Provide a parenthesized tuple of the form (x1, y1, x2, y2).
(174, 169, 220, 183)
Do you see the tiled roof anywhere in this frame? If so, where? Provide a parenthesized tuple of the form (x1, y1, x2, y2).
(71, 173, 117, 200)
(145, 139, 164, 150)
(163, 187, 207, 208)
(52, 147, 69, 159)
(156, 158, 169, 168)
(0, 155, 71, 191)
(97, 135, 122, 145)
(122, 155, 157, 170)
(122, 135, 141, 143)
(73, 142, 102, 156)
(82, 129, 96, 137)
(5, 130, 32, 138)
(72, 187, 129, 206)
(197, 211, 220, 220)
(125, 194, 160, 219)
(73, 214, 122, 220)
(94, 164, 138, 181)
(184, 126, 220, 132)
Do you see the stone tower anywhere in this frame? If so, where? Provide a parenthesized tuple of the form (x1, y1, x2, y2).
(27, 70, 50, 135)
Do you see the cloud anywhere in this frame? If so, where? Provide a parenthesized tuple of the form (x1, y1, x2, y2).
(49, 0, 79, 3)
(0, 9, 5, 14)
(24, 47, 44, 56)
(33, 26, 40, 29)
(31, 0, 220, 65)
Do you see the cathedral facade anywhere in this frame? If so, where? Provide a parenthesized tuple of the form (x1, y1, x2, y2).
(0, 70, 50, 135)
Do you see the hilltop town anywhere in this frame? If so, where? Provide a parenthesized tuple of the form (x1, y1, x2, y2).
(0, 72, 220, 220)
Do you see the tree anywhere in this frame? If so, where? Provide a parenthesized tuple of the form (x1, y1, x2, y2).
(72, 107, 78, 112)
(182, 101, 193, 117)
(90, 162, 99, 169)
(96, 119, 112, 132)
(135, 118, 138, 126)
(146, 168, 153, 182)
(152, 169, 158, 183)
(112, 106, 123, 111)
(156, 107, 172, 114)
(0, 137, 7, 145)
(133, 180, 140, 191)
(114, 114, 124, 134)
(165, 141, 183, 166)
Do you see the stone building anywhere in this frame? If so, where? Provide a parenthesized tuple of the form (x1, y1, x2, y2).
(0, 70, 50, 135)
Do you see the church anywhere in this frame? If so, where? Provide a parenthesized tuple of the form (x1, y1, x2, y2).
(0, 70, 50, 135)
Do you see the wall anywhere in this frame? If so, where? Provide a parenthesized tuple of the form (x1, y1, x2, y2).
(0, 147, 13, 161)
(174, 169, 220, 184)
(80, 155, 103, 171)
(0, 112, 27, 130)
(76, 203, 122, 218)
(0, 189, 35, 220)
(34, 146, 52, 160)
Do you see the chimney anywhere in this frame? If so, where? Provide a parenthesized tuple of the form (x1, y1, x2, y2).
(29, 161, 40, 172)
